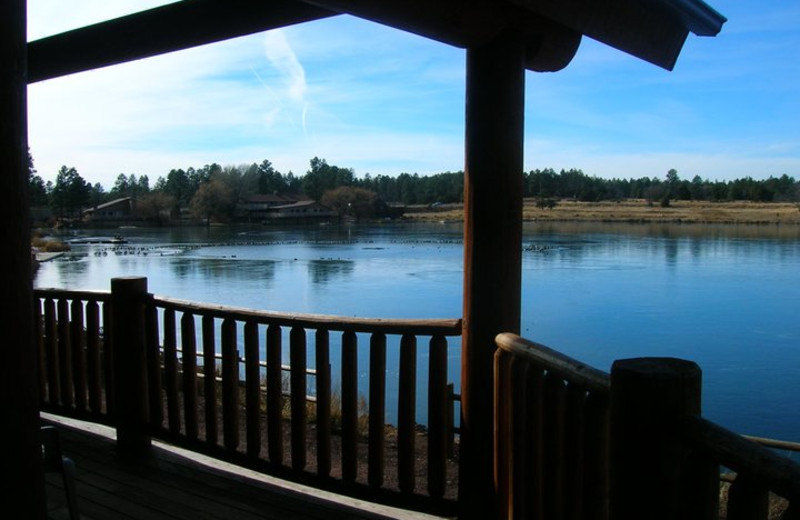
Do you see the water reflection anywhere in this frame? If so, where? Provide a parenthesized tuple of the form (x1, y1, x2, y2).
(308, 259, 355, 284)
(170, 258, 277, 282)
(524, 220, 800, 241)
(33, 222, 800, 440)
(53, 255, 90, 286)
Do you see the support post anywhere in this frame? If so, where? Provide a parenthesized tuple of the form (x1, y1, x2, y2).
(459, 29, 526, 519)
(111, 277, 152, 458)
(610, 358, 718, 520)
(0, 0, 46, 516)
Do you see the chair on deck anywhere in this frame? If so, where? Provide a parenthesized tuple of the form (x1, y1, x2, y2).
(41, 426, 80, 519)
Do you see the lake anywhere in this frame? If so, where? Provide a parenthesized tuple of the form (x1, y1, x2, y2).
(34, 221, 800, 447)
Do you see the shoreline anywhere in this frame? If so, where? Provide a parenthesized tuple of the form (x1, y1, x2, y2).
(402, 199, 800, 226)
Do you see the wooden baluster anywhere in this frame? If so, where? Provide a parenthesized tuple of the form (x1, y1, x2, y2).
(368, 333, 387, 488)
(181, 312, 198, 440)
(565, 383, 587, 520)
(525, 366, 546, 520)
(544, 372, 566, 520)
(428, 334, 448, 498)
(70, 299, 87, 412)
(163, 308, 181, 433)
(266, 323, 283, 465)
(398, 333, 417, 493)
(44, 297, 59, 405)
(85, 300, 102, 414)
(290, 326, 307, 471)
(102, 301, 115, 415)
(584, 391, 610, 520)
(244, 320, 261, 459)
(221, 318, 239, 451)
(494, 349, 512, 519)
(511, 359, 531, 519)
(202, 315, 218, 446)
(316, 329, 332, 478)
(58, 298, 73, 407)
(447, 383, 456, 459)
(35, 298, 46, 401)
(144, 302, 162, 428)
(727, 474, 770, 520)
(341, 330, 358, 483)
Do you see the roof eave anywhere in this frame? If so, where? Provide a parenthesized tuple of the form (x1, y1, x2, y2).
(507, 0, 724, 70)
(666, 0, 727, 37)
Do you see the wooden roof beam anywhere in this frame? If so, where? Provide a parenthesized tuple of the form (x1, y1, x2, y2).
(27, 0, 339, 84)
(302, 0, 582, 72)
(508, 0, 726, 70)
(304, 0, 725, 71)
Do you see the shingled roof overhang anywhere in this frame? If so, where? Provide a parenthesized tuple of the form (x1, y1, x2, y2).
(28, 0, 726, 84)
(303, 0, 726, 70)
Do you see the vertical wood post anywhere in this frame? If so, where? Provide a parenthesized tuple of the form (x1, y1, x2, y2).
(0, 0, 46, 515)
(111, 276, 151, 458)
(460, 29, 526, 520)
(315, 329, 332, 477)
(290, 326, 307, 470)
(610, 357, 718, 520)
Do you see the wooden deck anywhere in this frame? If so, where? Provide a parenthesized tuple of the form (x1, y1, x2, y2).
(42, 414, 449, 520)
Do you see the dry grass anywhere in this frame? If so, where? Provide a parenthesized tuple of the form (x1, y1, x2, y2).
(32, 233, 72, 252)
(404, 199, 800, 225)
(718, 481, 790, 520)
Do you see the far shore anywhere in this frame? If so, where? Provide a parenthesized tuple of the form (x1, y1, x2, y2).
(402, 199, 800, 225)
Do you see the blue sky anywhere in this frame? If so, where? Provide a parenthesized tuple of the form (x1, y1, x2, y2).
(26, 0, 800, 189)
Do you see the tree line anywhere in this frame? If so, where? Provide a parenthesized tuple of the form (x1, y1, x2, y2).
(27, 150, 800, 223)
(524, 168, 799, 204)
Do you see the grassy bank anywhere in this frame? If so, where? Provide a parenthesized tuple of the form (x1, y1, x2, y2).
(404, 199, 800, 225)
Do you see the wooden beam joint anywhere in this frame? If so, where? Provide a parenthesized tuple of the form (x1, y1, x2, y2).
(28, 0, 338, 83)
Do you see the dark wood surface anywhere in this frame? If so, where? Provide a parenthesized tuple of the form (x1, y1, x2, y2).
(2, 0, 47, 514)
(42, 414, 446, 520)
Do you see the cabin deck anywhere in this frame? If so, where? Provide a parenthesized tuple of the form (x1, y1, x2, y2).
(42, 414, 447, 520)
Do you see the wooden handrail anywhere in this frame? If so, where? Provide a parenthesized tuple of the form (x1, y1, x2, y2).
(154, 295, 462, 335)
(744, 435, 800, 453)
(683, 414, 800, 501)
(34, 287, 110, 302)
(495, 332, 610, 392)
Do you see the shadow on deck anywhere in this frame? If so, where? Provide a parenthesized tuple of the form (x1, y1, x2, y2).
(42, 413, 449, 520)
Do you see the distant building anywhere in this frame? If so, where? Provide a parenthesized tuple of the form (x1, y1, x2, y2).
(30, 206, 53, 225)
(83, 197, 137, 224)
(236, 195, 336, 222)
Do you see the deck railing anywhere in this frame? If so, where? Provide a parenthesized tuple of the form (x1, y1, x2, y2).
(36, 288, 112, 422)
(495, 333, 800, 520)
(35, 277, 462, 516)
(494, 333, 611, 520)
(37, 279, 800, 519)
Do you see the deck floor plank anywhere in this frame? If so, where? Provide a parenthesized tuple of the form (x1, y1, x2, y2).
(42, 415, 446, 520)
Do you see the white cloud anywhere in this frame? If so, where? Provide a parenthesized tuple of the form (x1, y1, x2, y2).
(263, 31, 307, 103)
(25, 1, 800, 187)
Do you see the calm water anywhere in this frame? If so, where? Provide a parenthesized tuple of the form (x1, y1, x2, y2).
(35, 221, 800, 445)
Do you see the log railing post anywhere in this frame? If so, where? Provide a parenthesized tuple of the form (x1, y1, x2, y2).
(110, 276, 151, 458)
(460, 27, 526, 519)
(610, 357, 718, 520)
(1, 0, 47, 515)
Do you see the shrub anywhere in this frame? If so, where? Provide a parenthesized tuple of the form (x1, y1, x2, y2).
(535, 198, 558, 210)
